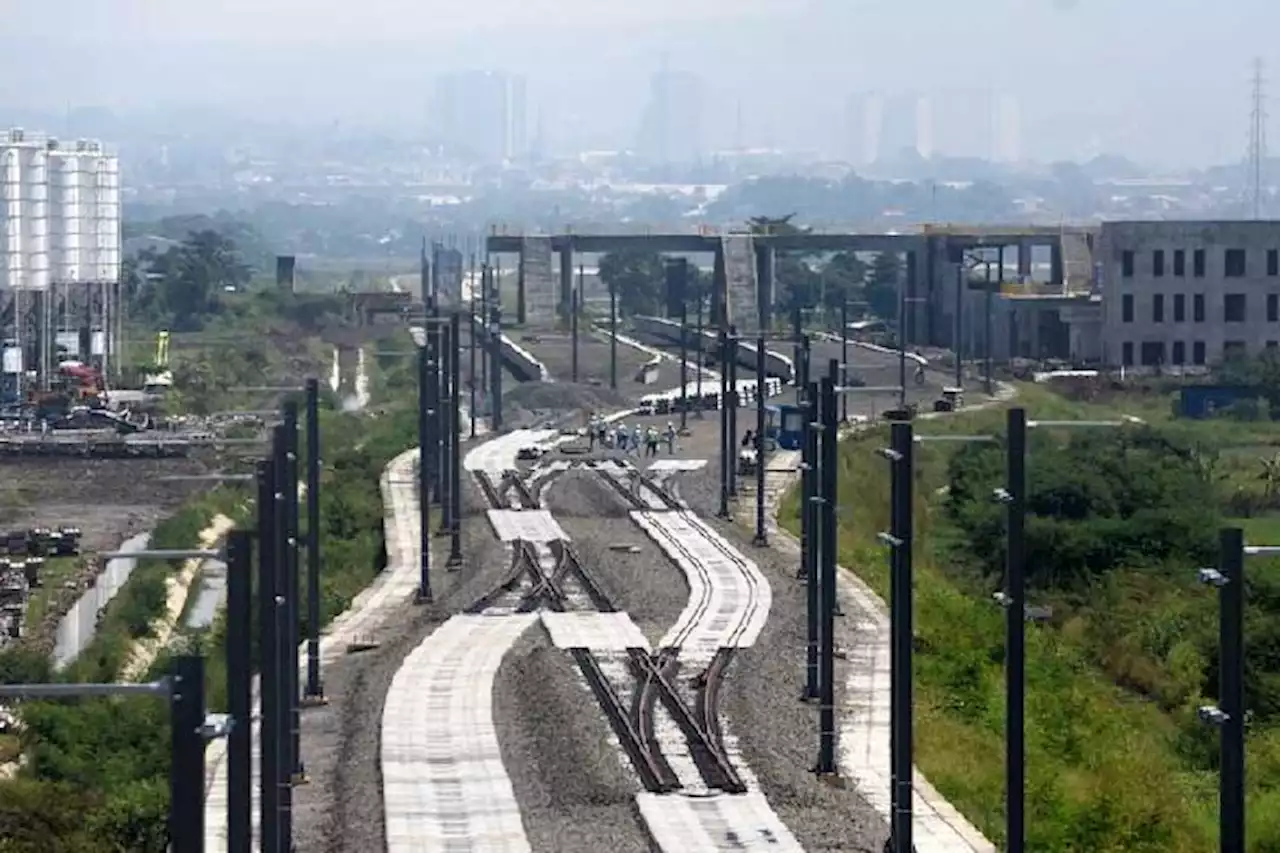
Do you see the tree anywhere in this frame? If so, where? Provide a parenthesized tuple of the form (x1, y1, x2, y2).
(597, 250, 666, 317)
(866, 252, 901, 321)
(129, 229, 254, 332)
(819, 252, 868, 315)
(945, 428, 1220, 590)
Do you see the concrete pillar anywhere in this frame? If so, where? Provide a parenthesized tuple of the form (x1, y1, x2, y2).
(712, 245, 727, 330)
(1017, 239, 1032, 281)
(1050, 243, 1064, 285)
(558, 247, 573, 319)
(905, 249, 918, 347)
(516, 250, 527, 325)
(754, 245, 775, 332)
(923, 236, 939, 345)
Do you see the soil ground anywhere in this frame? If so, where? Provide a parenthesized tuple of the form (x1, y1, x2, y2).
(514, 325, 674, 403)
(0, 456, 210, 552)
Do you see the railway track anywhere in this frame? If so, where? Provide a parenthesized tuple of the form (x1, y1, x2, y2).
(471, 464, 748, 798)
(588, 458, 684, 511)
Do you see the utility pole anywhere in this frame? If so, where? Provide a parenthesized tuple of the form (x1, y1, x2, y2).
(1005, 407, 1028, 853)
(1250, 57, 1268, 220)
(840, 297, 849, 422)
(801, 379, 820, 699)
(416, 335, 433, 603)
(955, 263, 964, 390)
(490, 284, 503, 433)
(469, 259, 478, 437)
(303, 378, 324, 705)
(695, 295, 705, 418)
(885, 420, 915, 853)
(718, 326, 731, 520)
(726, 326, 739, 498)
(609, 279, 619, 391)
(815, 368, 839, 776)
(752, 334, 768, 546)
(679, 280, 690, 430)
(572, 264, 583, 383)
(448, 311, 463, 568)
(437, 319, 452, 536)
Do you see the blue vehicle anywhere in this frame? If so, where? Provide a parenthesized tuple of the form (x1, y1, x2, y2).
(765, 403, 806, 451)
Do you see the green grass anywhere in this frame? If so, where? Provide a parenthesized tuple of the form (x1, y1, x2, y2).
(780, 383, 1280, 852)
(22, 558, 82, 634)
(0, 734, 19, 764)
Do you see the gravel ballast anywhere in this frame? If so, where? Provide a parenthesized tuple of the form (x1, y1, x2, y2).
(492, 630, 652, 853)
(541, 467, 690, 646)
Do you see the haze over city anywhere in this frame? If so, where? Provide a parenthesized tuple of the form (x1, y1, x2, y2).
(0, 0, 1272, 166)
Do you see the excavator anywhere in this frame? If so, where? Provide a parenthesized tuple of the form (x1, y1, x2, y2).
(143, 331, 172, 392)
(27, 361, 104, 420)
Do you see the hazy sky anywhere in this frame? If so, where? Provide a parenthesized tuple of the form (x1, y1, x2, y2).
(0, 0, 1272, 166)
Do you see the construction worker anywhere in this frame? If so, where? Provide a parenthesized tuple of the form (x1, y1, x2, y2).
(631, 424, 643, 456)
(664, 422, 678, 454)
(645, 426, 660, 457)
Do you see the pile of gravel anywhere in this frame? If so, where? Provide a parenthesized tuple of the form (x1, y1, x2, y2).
(504, 382, 631, 417)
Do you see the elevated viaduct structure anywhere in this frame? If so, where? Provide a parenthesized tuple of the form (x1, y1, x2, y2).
(486, 225, 1102, 363)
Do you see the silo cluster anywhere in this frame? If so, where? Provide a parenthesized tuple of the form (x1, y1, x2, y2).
(0, 128, 120, 397)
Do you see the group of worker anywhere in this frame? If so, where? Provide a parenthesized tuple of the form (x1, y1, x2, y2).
(587, 415, 679, 457)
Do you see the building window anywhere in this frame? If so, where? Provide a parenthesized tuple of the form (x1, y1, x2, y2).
(1152, 250, 1165, 277)
(1269, 341, 1279, 350)
(1225, 248, 1247, 277)
(1153, 293, 1165, 322)
(1122, 341, 1134, 366)
(1225, 293, 1248, 322)
(1174, 293, 1186, 322)
(1122, 293, 1134, 323)
(1270, 249, 1279, 277)
(1121, 250, 1135, 278)
(1140, 342, 1165, 366)
(1193, 341, 1207, 364)
(1174, 249, 1186, 277)
(1225, 340, 1248, 359)
(1172, 341, 1186, 364)
(1270, 293, 1279, 322)
(1194, 249, 1206, 277)
(1194, 293, 1206, 322)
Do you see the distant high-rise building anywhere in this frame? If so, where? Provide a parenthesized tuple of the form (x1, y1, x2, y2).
(430, 71, 529, 163)
(992, 93, 1022, 163)
(879, 93, 930, 161)
(636, 64, 704, 164)
(844, 91, 882, 166)
(930, 89, 993, 159)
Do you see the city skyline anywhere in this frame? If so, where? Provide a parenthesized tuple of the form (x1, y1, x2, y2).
(0, 0, 1272, 167)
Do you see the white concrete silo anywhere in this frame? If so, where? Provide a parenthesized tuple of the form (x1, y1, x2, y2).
(1, 144, 21, 291)
(89, 144, 120, 287)
(22, 142, 49, 292)
(48, 140, 85, 286)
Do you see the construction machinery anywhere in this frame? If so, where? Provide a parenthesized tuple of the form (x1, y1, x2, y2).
(143, 330, 173, 393)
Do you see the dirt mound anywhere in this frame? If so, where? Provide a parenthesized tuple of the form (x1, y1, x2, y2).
(504, 382, 629, 414)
